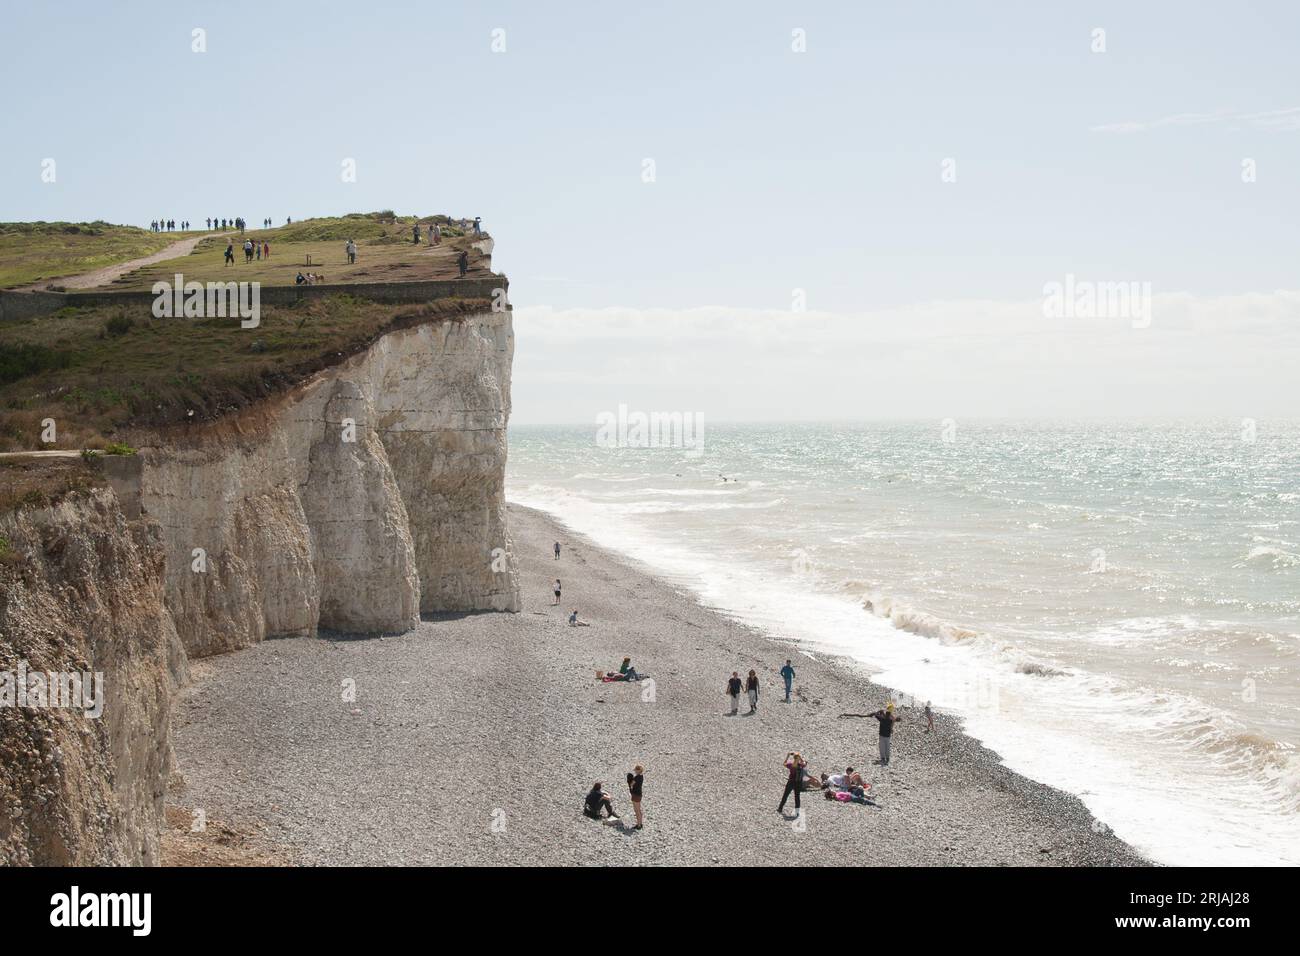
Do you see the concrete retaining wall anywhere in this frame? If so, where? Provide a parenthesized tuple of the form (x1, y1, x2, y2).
(0, 276, 508, 322)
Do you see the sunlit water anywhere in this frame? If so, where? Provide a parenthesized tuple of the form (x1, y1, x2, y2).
(506, 420, 1300, 865)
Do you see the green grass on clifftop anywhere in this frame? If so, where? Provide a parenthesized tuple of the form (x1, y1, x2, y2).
(108, 213, 484, 291)
(0, 222, 194, 289)
(0, 294, 491, 451)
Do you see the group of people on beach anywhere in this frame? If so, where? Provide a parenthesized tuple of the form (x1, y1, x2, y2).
(725, 658, 799, 713)
(555, 533, 933, 833)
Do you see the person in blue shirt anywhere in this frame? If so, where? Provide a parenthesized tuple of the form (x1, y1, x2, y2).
(780, 659, 796, 703)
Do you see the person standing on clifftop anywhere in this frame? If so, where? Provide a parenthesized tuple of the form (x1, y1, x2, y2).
(432, 222, 441, 245)
(457, 250, 469, 277)
(780, 659, 796, 703)
(224, 241, 235, 267)
(413, 223, 422, 244)
(345, 239, 357, 264)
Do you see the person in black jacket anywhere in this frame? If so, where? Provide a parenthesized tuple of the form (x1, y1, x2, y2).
(778, 752, 807, 814)
(872, 703, 901, 766)
(584, 782, 620, 822)
(626, 766, 645, 830)
(726, 672, 742, 715)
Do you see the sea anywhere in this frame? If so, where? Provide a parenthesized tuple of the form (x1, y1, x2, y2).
(506, 420, 1300, 865)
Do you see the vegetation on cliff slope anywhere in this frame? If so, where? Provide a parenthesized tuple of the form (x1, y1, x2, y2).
(0, 295, 491, 451)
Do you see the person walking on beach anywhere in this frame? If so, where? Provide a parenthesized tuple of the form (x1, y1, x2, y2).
(872, 703, 901, 766)
(780, 659, 796, 703)
(746, 669, 760, 714)
(553, 578, 562, 606)
(583, 782, 620, 822)
(778, 752, 807, 814)
(626, 766, 645, 830)
(554, 541, 561, 560)
(726, 671, 743, 715)
(924, 700, 934, 733)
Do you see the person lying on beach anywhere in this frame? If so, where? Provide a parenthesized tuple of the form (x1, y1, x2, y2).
(798, 769, 825, 792)
(824, 787, 876, 806)
(583, 782, 620, 821)
(821, 767, 866, 791)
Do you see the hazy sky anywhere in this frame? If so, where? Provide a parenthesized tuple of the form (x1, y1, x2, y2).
(3, 1, 1297, 422)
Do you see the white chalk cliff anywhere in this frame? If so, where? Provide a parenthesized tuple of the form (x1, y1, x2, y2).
(141, 308, 519, 657)
(2, 305, 518, 864)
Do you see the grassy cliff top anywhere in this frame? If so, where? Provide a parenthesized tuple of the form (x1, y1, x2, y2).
(0, 222, 199, 290)
(109, 214, 488, 292)
(0, 294, 492, 452)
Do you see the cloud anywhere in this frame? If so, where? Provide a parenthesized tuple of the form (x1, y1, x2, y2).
(1090, 107, 1300, 134)
(510, 291, 1300, 421)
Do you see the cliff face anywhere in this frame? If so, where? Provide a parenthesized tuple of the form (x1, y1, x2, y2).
(0, 491, 185, 865)
(0, 305, 518, 864)
(141, 308, 519, 657)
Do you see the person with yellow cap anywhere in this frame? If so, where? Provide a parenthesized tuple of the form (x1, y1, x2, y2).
(871, 702, 902, 766)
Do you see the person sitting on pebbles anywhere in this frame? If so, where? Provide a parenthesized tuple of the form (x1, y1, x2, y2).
(597, 658, 641, 682)
(583, 781, 620, 822)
